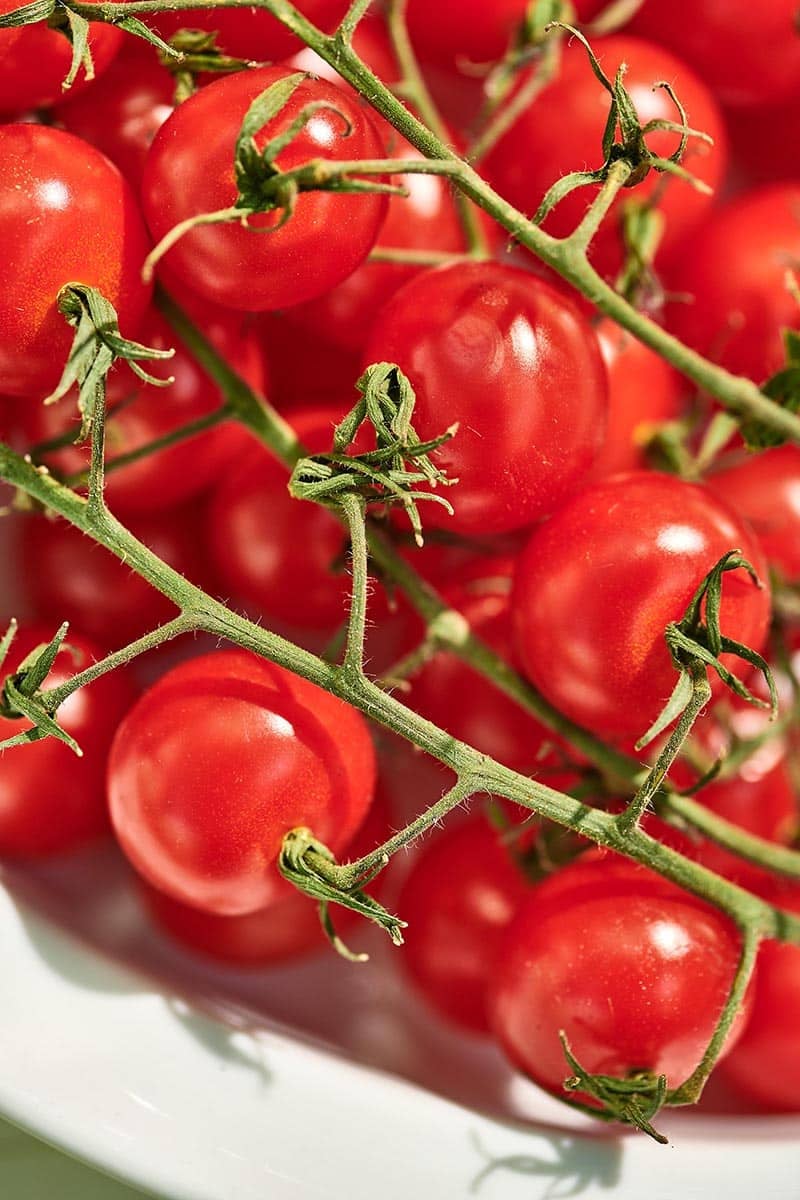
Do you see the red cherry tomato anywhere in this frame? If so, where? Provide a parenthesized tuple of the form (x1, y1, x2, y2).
(718, 883, 800, 1112)
(19, 301, 262, 515)
(258, 312, 361, 410)
(0, 10, 122, 114)
(0, 125, 152, 398)
(663, 185, 800, 385)
(141, 68, 389, 311)
(489, 856, 752, 1102)
(484, 36, 727, 278)
(107, 649, 376, 915)
(20, 504, 217, 649)
(588, 319, 687, 479)
(512, 472, 772, 742)
(54, 38, 175, 187)
(149, 0, 349, 63)
(707, 447, 800, 585)
(139, 782, 390, 965)
(398, 814, 530, 1033)
(0, 624, 136, 856)
(629, 0, 800, 109)
(363, 262, 608, 535)
(406, 0, 538, 69)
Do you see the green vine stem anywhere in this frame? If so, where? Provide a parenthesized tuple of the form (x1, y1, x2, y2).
(47, 0, 800, 442)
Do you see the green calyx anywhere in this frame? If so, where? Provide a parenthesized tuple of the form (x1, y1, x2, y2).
(290, 361, 458, 546)
(560, 1034, 669, 1144)
(0, 621, 82, 755)
(533, 23, 713, 227)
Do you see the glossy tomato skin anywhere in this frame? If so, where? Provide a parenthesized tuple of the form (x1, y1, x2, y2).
(718, 883, 800, 1112)
(0, 126, 152, 399)
(629, 0, 800, 109)
(512, 473, 771, 743)
(663, 185, 800, 385)
(484, 36, 727, 279)
(139, 782, 389, 965)
(363, 262, 609, 535)
(0, 15, 122, 114)
(398, 815, 530, 1033)
(20, 301, 262, 514)
(20, 504, 218, 649)
(141, 68, 389, 311)
(489, 857, 751, 1100)
(588, 319, 687, 479)
(54, 38, 175, 188)
(0, 625, 137, 857)
(108, 649, 376, 915)
(707, 447, 800, 584)
(150, 0, 349, 62)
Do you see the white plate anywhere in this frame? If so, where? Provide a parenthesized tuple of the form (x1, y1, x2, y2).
(1, 846, 798, 1200)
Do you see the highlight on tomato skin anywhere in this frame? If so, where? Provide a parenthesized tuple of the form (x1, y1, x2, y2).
(511, 472, 772, 743)
(107, 649, 376, 917)
(488, 856, 754, 1106)
(0, 624, 138, 858)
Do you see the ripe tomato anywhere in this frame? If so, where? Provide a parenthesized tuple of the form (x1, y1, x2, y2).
(0, 624, 136, 856)
(588, 319, 687, 479)
(406, 0, 540, 69)
(484, 36, 727, 278)
(663, 185, 800, 385)
(512, 472, 771, 743)
(362, 262, 608, 535)
(706, 447, 800, 584)
(139, 782, 390, 965)
(0, 126, 152, 399)
(54, 38, 175, 188)
(0, 9, 122, 114)
(718, 883, 800, 1112)
(398, 814, 530, 1033)
(141, 68, 389, 311)
(149, 0, 349, 63)
(20, 300, 262, 514)
(629, 0, 800, 109)
(107, 649, 376, 915)
(20, 504, 218, 649)
(489, 856, 751, 1103)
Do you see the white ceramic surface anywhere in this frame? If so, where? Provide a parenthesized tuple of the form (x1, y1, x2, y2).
(1, 847, 799, 1200)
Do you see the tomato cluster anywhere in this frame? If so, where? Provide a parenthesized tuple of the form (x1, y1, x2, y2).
(1, 0, 800, 1130)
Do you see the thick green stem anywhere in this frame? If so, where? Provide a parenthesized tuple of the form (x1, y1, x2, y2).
(339, 491, 368, 677)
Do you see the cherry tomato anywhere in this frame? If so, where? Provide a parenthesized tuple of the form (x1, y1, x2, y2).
(484, 36, 727, 279)
(629, 0, 800, 109)
(149, 0, 349, 63)
(663, 185, 800, 385)
(0, 624, 136, 856)
(725, 93, 800, 188)
(0, 125, 152, 399)
(588, 319, 687, 479)
(512, 472, 771, 742)
(20, 504, 218, 649)
(398, 814, 530, 1033)
(107, 649, 376, 915)
(363, 262, 608, 535)
(718, 882, 800, 1112)
(139, 781, 390, 965)
(706, 447, 800, 585)
(489, 856, 752, 1103)
(54, 38, 175, 187)
(406, 0, 539, 69)
(19, 300, 262, 514)
(258, 312, 361, 410)
(141, 68, 389, 311)
(0, 8, 122, 114)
